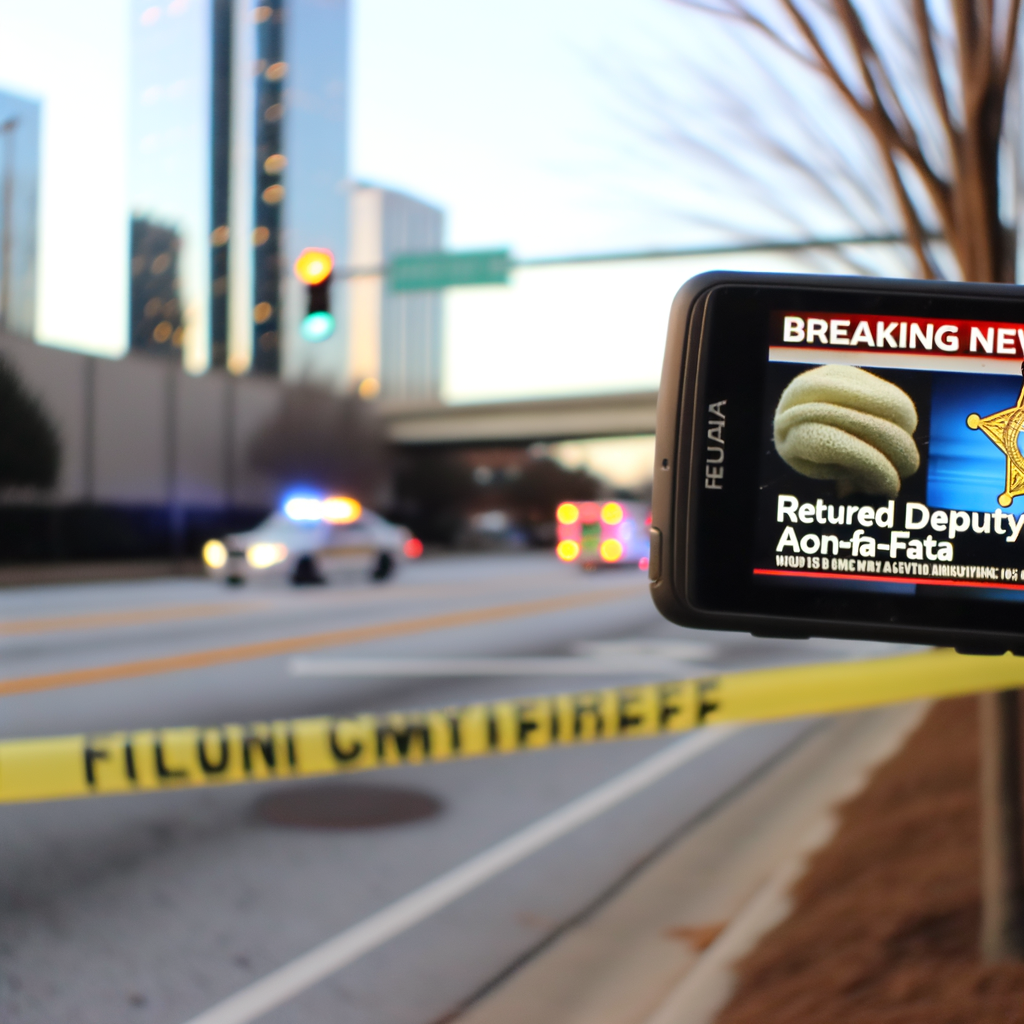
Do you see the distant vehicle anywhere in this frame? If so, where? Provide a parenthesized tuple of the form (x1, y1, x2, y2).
(554, 500, 650, 570)
(201, 494, 422, 585)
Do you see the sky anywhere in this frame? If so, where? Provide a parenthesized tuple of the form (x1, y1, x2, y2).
(351, 0, 698, 259)
(0, 0, 904, 417)
(349, 0, 908, 404)
(0, 1, 128, 352)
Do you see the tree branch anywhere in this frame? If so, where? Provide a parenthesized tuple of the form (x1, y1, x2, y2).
(652, 0, 1020, 281)
(997, 0, 1023, 96)
(775, 0, 956, 239)
(911, 0, 957, 152)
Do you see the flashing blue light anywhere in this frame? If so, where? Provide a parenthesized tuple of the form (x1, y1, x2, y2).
(301, 311, 335, 343)
(284, 496, 323, 521)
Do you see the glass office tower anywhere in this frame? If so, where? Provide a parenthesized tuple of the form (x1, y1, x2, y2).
(248, 0, 350, 379)
(129, 0, 210, 369)
(348, 185, 443, 401)
(209, 0, 234, 369)
(0, 89, 40, 339)
(130, 0, 348, 379)
(250, 0, 285, 374)
(3, 0, 353, 383)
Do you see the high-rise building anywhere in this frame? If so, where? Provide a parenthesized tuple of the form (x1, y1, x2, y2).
(249, 0, 286, 375)
(41, 2, 438, 395)
(129, 0, 349, 380)
(348, 185, 443, 402)
(129, 217, 184, 355)
(0, 89, 40, 340)
(246, 0, 350, 379)
(128, 0, 210, 369)
(209, 0, 234, 369)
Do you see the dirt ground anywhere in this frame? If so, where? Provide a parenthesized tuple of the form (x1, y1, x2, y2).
(716, 697, 1024, 1024)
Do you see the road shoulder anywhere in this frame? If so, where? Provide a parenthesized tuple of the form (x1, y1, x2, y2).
(451, 702, 927, 1024)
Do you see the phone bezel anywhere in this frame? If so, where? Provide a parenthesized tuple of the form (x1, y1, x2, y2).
(649, 271, 1024, 653)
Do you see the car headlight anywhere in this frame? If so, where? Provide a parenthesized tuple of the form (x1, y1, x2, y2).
(202, 539, 228, 569)
(245, 542, 289, 569)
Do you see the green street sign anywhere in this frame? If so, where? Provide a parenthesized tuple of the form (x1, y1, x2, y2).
(388, 249, 511, 291)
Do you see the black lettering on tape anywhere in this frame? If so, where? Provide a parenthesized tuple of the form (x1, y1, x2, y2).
(659, 686, 681, 727)
(243, 731, 275, 772)
(573, 696, 602, 738)
(330, 721, 362, 762)
(487, 713, 498, 750)
(618, 692, 643, 731)
(83, 741, 109, 785)
(658, 682, 698, 730)
(377, 719, 430, 760)
(551, 703, 562, 742)
(517, 709, 539, 744)
(124, 740, 137, 781)
(198, 731, 229, 774)
(286, 730, 297, 767)
(446, 714, 461, 751)
(697, 680, 721, 723)
(155, 739, 187, 779)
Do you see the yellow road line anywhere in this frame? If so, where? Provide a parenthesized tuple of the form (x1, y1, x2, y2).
(0, 571, 579, 638)
(0, 584, 644, 699)
(0, 602, 270, 637)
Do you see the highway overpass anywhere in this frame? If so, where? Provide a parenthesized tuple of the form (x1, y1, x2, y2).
(379, 390, 658, 446)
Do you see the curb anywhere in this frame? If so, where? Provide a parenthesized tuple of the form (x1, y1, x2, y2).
(640, 700, 929, 1024)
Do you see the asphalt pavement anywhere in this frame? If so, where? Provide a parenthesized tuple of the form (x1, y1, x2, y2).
(0, 551, 911, 1023)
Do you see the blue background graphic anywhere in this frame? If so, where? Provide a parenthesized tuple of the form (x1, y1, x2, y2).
(927, 373, 1024, 512)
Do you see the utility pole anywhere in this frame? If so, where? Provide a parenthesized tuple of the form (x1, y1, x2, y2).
(0, 117, 17, 333)
(980, 688, 1024, 960)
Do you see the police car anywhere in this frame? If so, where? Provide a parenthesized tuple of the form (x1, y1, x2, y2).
(201, 494, 422, 585)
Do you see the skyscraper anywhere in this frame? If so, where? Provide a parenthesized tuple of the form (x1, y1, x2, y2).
(348, 185, 443, 402)
(0, 89, 40, 340)
(129, 217, 184, 355)
(128, 0, 210, 369)
(129, 0, 348, 379)
(250, 0, 286, 375)
(247, 0, 350, 379)
(209, 0, 234, 369)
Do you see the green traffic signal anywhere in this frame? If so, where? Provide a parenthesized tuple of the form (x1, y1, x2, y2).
(301, 310, 334, 342)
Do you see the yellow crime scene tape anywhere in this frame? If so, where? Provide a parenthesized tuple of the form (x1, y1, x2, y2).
(2, 647, 1023, 804)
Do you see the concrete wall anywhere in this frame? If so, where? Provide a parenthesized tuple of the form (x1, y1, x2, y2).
(93, 355, 168, 504)
(4, 336, 90, 500)
(0, 328, 280, 509)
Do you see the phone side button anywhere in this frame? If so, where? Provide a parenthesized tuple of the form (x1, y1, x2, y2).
(648, 528, 662, 581)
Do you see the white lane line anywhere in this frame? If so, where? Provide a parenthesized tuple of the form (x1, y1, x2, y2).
(289, 656, 708, 677)
(181, 724, 740, 1024)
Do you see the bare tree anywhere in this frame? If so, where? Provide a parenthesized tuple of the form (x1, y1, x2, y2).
(648, 0, 1021, 281)
(0, 354, 59, 491)
(653, 0, 1024, 960)
(249, 385, 392, 507)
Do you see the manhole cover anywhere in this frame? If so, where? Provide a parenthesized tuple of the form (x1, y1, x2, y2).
(253, 782, 443, 829)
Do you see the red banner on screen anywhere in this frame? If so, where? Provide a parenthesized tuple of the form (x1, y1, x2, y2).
(769, 312, 1024, 375)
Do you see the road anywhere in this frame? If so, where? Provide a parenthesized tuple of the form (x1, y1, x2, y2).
(0, 552, 907, 1024)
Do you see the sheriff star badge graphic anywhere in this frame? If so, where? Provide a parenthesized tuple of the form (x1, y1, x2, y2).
(967, 372, 1024, 508)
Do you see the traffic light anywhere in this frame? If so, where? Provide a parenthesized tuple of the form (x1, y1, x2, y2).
(294, 248, 335, 342)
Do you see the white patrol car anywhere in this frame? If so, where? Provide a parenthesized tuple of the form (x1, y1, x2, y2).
(201, 495, 422, 585)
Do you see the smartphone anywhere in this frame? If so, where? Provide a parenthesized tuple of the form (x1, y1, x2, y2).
(650, 271, 1024, 653)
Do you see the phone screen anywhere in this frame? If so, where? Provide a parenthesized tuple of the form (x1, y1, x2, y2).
(755, 309, 1024, 601)
(652, 273, 1024, 647)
